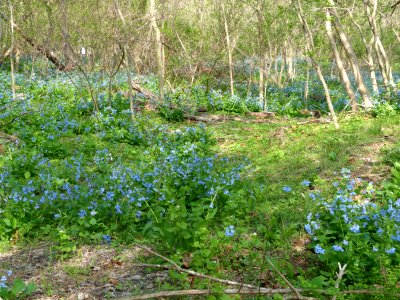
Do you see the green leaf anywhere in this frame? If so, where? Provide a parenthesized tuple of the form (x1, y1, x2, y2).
(182, 231, 192, 239)
(11, 279, 26, 295)
(24, 171, 31, 179)
(24, 283, 36, 295)
(3, 217, 11, 227)
(89, 218, 97, 225)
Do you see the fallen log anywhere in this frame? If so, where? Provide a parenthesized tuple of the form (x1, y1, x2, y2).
(0, 12, 70, 71)
(130, 80, 158, 100)
(186, 114, 275, 123)
(0, 47, 13, 65)
(248, 111, 275, 119)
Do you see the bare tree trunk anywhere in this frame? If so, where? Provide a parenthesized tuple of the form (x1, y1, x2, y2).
(347, 7, 379, 94)
(0, 11, 68, 71)
(221, 3, 234, 96)
(296, 0, 339, 129)
(364, 0, 389, 87)
(304, 63, 310, 109)
(364, 0, 394, 87)
(327, 1, 372, 108)
(325, 10, 357, 111)
(287, 47, 294, 81)
(367, 38, 379, 93)
(114, 0, 135, 119)
(376, 38, 394, 86)
(60, 0, 71, 67)
(8, 0, 16, 101)
(149, 0, 164, 102)
(0, 47, 12, 65)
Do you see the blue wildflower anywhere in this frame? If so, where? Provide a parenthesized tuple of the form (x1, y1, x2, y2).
(385, 247, 396, 254)
(102, 235, 112, 243)
(225, 225, 235, 237)
(372, 246, 378, 252)
(332, 245, 344, 252)
(343, 240, 349, 246)
(350, 224, 360, 233)
(115, 204, 122, 214)
(78, 210, 87, 218)
(305, 224, 312, 234)
(314, 244, 325, 254)
(54, 213, 61, 219)
(302, 180, 311, 187)
(283, 186, 292, 193)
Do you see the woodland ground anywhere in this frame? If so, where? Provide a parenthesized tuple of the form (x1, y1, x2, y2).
(1, 112, 399, 299)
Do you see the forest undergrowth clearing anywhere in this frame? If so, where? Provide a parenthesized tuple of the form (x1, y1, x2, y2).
(1, 113, 399, 299)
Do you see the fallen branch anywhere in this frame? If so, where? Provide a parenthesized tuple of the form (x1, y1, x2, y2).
(0, 12, 69, 71)
(0, 47, 13, 65)
(130, 81, 158, 101)
(130, 245, 400, 299)
(0, 111, 31, 127)
(186, 114, 273, 123)
(332, 262, 347, 300)
(119, 288, 316, 300)
(133, 244, 267, 291)
(266, 257, 301, 299)
(297, 118, 331, 125)
(0, 132, 18, 142)
(248, 111, 275, 119)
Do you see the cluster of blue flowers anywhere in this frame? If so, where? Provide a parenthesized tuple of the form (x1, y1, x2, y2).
(0, 89, 245, 241)
(304, 168, 399, 259)
(0, 270, 12, 288)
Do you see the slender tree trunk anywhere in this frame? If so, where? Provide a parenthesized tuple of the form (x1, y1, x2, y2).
(325, 10, 357, 111)
(376, 38, 394, 86)
(60, 0, 71, 67)
(304, 64, 310, 109)
(287, 47, 294, 81)
(364, 0, 394, 87)
(256, 4, 265, 109)
(221, 3, 234, 96)
(296, 0, 339, 129)
(327, 2, 372, 108)
(8, 0, 16, 101)
(0, 47, 12, 65)
(367, 38, 379, 93)
(114, 0, 135, 119)
(364, 0, 389, 87)
(149, 0, 164, 102)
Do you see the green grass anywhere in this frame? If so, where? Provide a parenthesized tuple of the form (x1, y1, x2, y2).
(210, 114, 400, 250)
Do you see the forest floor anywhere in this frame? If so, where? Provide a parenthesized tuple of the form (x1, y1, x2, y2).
(1, 113, 400, 299)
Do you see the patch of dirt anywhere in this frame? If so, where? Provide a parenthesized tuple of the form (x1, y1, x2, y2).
(0, 243, 170, 299)
(348, 138, 394, 183)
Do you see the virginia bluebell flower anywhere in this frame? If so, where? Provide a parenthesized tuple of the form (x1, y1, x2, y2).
(283, 186, 292, 193)
(314, 244, 325, 254)
(225, 225, 235, 237)
(332, 245, 344, 252)
(350, 224, 360, 233)
(385, 247, 396, 254)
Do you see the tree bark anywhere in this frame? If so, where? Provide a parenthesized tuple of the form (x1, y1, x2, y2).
(327, 1, 372, 108)
(221, 2, 235, 97)
(295, 0, 339, 129)
(0, 11, 68, 71)
(346, 7, 379, 94)
(325, 10, 357, 111)
(8, 0, 16, 101)
(364, 0, 389, 87)
(149, 0, 164, 102)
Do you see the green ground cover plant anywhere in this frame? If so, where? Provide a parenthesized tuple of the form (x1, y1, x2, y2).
(0, 69, 399, 298)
